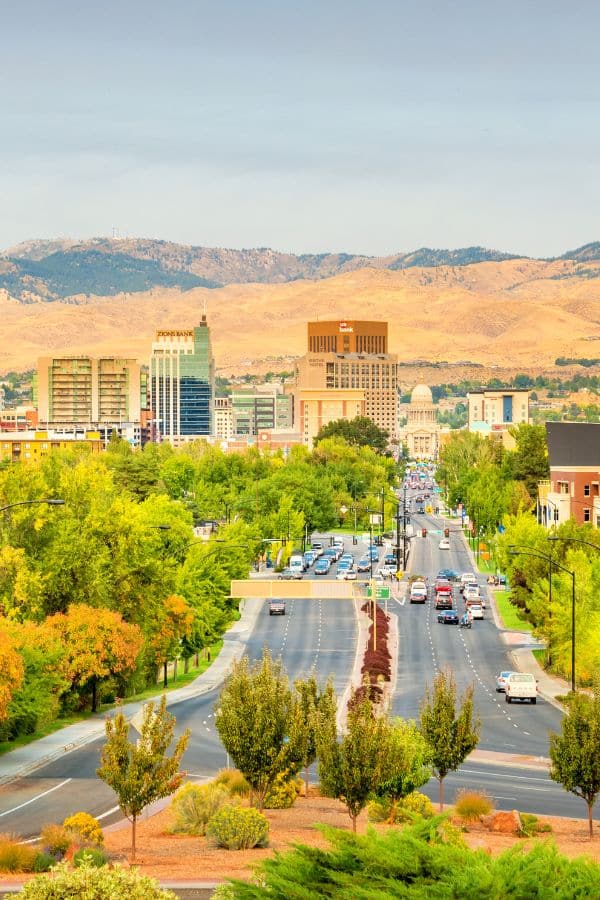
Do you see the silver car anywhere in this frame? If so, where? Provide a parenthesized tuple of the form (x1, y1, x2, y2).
(495, 670, 514, 692)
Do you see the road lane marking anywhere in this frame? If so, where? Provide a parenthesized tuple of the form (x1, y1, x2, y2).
(96, 804, 121, 821)
(0, 778, 73, 818)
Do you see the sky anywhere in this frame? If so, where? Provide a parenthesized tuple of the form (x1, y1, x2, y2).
(2, 0, 599, 257)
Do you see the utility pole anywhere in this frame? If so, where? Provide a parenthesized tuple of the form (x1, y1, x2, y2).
(402, 482, 408, 569)
(381, 487, 385, 536)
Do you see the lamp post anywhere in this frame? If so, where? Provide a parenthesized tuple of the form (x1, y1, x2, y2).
(508, 545, 576, 693)
(1, 499, 65, 513)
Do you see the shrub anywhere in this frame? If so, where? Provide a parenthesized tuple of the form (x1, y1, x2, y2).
(263, 772, 301, 809)
(214, 768, 251, 798)
(73, 847, 108, 868)
(367, 798, 391, 823)
(32, 852, 55, 873)
(395, 791, 436, 821)
(18, 858, 178, 898)
(0, 837, 38, 873)
(39, 823, 71, 858)
(206, 805, 269, 850)
(169, 782, 231, 836)
(454, 790, 494, 823)
(518, 812, 552, 837)
(63, 812, 104, 846)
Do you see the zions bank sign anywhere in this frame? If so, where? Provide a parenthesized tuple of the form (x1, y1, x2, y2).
(338, 321, 354, 333)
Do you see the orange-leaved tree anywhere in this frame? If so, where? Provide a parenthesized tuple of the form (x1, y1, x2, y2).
(0, 623, 25, 721)
(150, 594, 194, 689)
(47, 603, 143, 712)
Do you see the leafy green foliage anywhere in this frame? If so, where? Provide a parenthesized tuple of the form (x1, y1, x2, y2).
(216, 818, 600, 898)
(0, 837, 38, 872)
(17, 858, 178, 898)
(517, 812, 552, 837)
(169, 782, 232, 835)
(374, 718, 432, 823)
(263, 771, 302, 809)
(215, 650, 305, 809)
(97, 695, 190, 860)
(40, 823, 72, 857)
(73, 847, 108, 868)
(549, 681, 600, 836)
(316, 690, 389, 831)
(214, 768, 251, 798)
(206, 805, 269, 850)
(314, 416, 389, 453)
(63, 812, 104, 846)
(419, 668, 480, 809)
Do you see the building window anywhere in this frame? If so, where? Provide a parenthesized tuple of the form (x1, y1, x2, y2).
(584, 508, 591, 522)
(584, 484, 590, 497)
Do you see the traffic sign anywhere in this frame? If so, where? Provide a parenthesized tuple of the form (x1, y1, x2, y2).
(367, 585, 391, 600)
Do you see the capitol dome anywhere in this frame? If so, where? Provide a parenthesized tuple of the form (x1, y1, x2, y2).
(411, 383, 433, 404)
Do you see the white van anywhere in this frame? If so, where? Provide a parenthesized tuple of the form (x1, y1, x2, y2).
(410, 582, 428, 604)
(505, 672, 538, 704)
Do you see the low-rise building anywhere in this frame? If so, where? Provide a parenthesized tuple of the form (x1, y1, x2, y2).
(539, 422, 600, 528)
(0, 430, 104, 462)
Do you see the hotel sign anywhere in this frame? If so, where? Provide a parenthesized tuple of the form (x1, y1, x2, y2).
(339, 321, 354, 333)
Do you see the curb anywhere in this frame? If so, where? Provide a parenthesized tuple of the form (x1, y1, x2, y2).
(0, 599, 264, 786)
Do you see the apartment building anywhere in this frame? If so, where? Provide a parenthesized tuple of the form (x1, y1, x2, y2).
(539, 422, 600, 528)
(37, 356, 141, 424)
(0, 430, 104, 463)
(467, 389, 530, 430)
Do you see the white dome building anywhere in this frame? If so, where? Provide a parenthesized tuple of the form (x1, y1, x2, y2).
(402, 383, 439, 459)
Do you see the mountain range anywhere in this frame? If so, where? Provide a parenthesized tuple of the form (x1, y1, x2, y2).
(1, 237, 600, 303)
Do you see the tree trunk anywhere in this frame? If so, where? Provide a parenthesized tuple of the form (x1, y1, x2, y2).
(91, 678, 97, 713)
(163, 661, 168, 688)
(195, 651, 199, 667)
(439, 776, 444, 811)
(351, 812, 357, 833)
(304, 765, 309, 798)
(173, 658, 178, 681)
(588, 801, 594, 839)
(131, 815, 137, 862)
(184, 656, 189, 674)
(386, 798, 398, 825)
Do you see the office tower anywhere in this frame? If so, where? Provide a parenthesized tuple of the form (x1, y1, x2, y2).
(150, 315, 214, 443)
(37, 356, 141, 424)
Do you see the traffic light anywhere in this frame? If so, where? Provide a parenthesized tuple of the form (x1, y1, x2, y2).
(444, 528, 450, 538)
(421, 528, 427, 538)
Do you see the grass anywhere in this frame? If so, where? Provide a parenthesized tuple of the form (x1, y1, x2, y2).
(532, 648, 547, 666)
(0, 640, 223, 758)
(494, 592, 533, 632)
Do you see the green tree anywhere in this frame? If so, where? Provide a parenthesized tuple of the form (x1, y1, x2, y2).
(316, 690, 389, 832)
(97, 695, 189, 860)
(215, 650, 304, 810)
(314, 416, 390, 454)
(293, 675, 336, 798)
(419, 669, 480, 809)
(507, 423, 549, 497)
(549, 682, 600, 837)
(375, 718, 433, 823)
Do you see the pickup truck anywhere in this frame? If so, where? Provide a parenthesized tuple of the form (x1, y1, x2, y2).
(504, 672, 537, 704)
(269, 598, 286, 616)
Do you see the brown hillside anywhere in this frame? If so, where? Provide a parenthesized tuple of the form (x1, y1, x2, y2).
(0, 260, 599, 375)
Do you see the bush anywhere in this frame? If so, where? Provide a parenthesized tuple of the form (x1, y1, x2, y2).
(395, 791, 436, 822)
(367, 798, 391, 823)
(206, 805, 269, 850)
(0, 837, 38, 873)
(214, 769, 251, 798)
(454, 790, 494, 823)
(63, 812, 104, 846)
(73, 847, 108, 868)
(32, 852, 55, 873)
(169, 782, 231, 836)
(39, 823, 72, 858)
(518, 812, 552, 837)
(263, 772, 301, 809)
(18, 858, 178, 898)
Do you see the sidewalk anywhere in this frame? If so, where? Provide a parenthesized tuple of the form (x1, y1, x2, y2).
(0, 598, 264, 786)
(459, 527, 567, 712)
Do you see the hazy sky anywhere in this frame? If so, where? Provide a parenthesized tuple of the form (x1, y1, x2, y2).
(2, 0, 599, 256)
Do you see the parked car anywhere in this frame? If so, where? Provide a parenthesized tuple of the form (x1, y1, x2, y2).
(438, 609, 459, 624)
(438, 538, 450, 550)
(495, 671, 514, 692)
(278, 567, 303, 580)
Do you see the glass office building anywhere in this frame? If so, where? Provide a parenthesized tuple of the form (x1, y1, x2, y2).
(150, 315, 214, 443)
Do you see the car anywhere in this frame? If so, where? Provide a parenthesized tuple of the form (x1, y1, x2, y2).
(269, 598, 286, 616)
(278, 567, 303, 580)
(356, 557, 372, 572)
(437, 568, 460, 581)
(340, 553, 354, 562)
(438, 538, 450, 550)
(333, 537, 344, 548)
(435, 594, 453, 610)
(435, 582, 453, 597)
(495, 671, 514, 692)
(505, 672, 538, 704)
(314, 560, 331, 575)
(438, 609, 459, 624)
(410, 582, 428, 603)
(418, 506, 425, 514)
(311, 542, 324, 557)
(337, 568, 357, 580)
(384, 553, 396, 566)
(369, 549, 379, 561)
(415, 495, 424, 503)
(379, 566, 395, 577)
(469, 603, 484, 619)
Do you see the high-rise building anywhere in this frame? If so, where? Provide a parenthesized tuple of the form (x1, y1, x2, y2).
(231, 385, 293, 435)
(295, 320, 398, 445)
(150, 315, 214, 444)
(37, 356, 141, 425)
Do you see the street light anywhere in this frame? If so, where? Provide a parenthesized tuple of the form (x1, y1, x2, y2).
(1, 499, 65, 513)
(508, 545, 577, 693)
(547, 535, 600, 554)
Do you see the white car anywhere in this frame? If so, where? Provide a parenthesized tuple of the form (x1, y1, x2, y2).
(379, 566, 395, 577)
(438, 538, 450, 550)
(469, 603, 484, 619)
